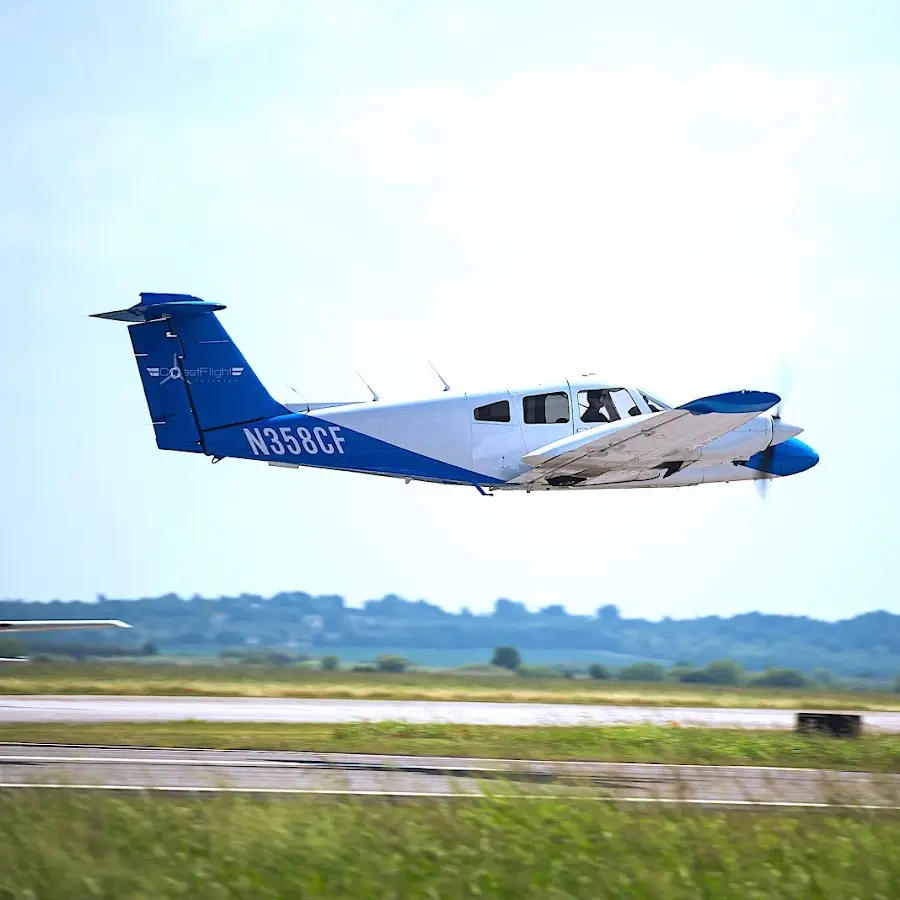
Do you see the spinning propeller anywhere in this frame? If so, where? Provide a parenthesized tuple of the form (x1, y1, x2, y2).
(754, 363, 792, 502)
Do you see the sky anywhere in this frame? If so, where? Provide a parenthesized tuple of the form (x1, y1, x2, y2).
(1, 0, 898, 620)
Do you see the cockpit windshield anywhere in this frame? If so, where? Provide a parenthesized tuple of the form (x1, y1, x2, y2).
(639, 391, 671, 413)
(578, 388, 640, 424)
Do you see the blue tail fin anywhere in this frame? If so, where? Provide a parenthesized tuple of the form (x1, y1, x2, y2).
(93, 293, 288, 454)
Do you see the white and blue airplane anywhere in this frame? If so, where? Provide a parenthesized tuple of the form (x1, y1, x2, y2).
(93, 293, 818, 496)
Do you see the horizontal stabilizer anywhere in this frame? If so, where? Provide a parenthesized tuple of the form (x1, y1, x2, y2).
(284, 401, 364, 413)
(91, 294, 226, 323)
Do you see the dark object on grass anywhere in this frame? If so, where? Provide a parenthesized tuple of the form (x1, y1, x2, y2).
(796, 712, 862, 738)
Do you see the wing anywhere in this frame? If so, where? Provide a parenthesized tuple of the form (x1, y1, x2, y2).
(514, 390, 779, 487)
(0, 620, 131, 634)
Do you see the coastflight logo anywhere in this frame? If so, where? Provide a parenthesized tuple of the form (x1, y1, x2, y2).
(146, 354, 244, 382)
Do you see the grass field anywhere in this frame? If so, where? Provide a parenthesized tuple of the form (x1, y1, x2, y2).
(1, 789, 898, 899)
(4, 721, 900, 771)
(2, 662, 899, 710)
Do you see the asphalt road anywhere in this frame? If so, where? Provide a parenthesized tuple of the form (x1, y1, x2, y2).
(1, 696, 899, 730)
(0, 744, 897, 808)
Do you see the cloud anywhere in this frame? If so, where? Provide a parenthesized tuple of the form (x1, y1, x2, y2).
(5, 63, 897, 395)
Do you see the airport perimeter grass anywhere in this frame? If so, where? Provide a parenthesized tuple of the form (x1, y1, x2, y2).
(1, 790, 899, 899)
(4, 721, 900, 772)
(2, 662, 900, 710)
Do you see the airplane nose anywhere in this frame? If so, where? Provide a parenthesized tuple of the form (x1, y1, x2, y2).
(771, 420, 803, 445)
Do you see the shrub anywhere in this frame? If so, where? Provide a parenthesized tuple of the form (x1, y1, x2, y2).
(375, 654, 408, 673)
(617, 662, 666, 682)
(515, 665, 559, 678)
(679, 660, 744, 686)
(491, 646, 521, 671)
(320, 655, 340, 671)
(588, 663, 610, 680)
(749, 668, 808, 688)
(265, 651, 293, 667)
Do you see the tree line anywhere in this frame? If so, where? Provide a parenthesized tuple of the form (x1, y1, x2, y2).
(1, 591, 898, 677)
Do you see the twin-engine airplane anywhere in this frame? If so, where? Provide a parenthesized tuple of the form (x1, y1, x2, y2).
(93, 293, 818, 495)
(0, 620, 131, 634)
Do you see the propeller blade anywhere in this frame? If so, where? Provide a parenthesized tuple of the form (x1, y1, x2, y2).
(755, 476, 770, 501)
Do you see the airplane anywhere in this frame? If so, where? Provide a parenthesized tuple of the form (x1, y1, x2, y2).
(92, 293, 818, 497)
(0, 620, 131, 634)
(0, 620, 131, 662)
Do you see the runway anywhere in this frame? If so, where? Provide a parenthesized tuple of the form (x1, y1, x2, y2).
(0, 744, 897, 809)
(1, 696, 899, 730)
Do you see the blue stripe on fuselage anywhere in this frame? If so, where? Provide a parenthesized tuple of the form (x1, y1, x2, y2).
(203, 412, 504, 486)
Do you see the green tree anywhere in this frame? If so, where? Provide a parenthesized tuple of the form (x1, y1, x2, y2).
(491, 646, 521, 671)
(749, 668, 808, 688)
(588, 663, 610, 680)
(618, 662, 666, 682)
(894, 674, 900, 693)
(140, 641, 158, 656)
(375, 654, 408, 673)
(320, 655, 340, 671)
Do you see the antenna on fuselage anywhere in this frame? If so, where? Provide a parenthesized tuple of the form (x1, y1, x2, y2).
(287, 385, 311, 413)
(428, 360, 451, 392)
(356, 371, 379, 402)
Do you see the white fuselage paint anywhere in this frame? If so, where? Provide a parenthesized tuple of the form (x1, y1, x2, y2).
(294, 378, 784, 491)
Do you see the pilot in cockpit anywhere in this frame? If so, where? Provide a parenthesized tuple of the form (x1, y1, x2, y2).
(581, 390, 610, 423)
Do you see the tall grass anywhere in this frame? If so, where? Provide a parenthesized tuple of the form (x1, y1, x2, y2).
(3, 721, 900, 772)
(2, 662, 898, 710)
(0, 790, 898, 899)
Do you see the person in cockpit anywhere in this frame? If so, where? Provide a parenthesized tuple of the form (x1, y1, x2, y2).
(581, 391, 610, 423)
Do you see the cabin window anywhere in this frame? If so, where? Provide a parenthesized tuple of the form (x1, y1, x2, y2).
(474, 400, 511, 423)
(523, 392, 570, 424)
(578, 388, 638, 424)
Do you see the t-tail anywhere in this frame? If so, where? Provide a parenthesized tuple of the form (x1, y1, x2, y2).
(92, 293, 288, 454)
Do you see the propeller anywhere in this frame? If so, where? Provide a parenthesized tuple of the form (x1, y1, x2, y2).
(754, 362, 793, 502)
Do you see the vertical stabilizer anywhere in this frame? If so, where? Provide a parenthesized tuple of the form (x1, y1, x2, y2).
(93, 293, 288, 454)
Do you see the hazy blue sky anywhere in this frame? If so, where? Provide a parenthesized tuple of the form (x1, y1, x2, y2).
(1, 1, 898, 619)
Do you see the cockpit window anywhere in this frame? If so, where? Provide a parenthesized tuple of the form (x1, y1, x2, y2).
(578, 388, 638, 424)
(640, 392, 671, 413)
(474, 400, 510, 423)
(523, 392, 570, 424)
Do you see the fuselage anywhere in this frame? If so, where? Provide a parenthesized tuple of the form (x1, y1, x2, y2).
(216, 376, 808, 491)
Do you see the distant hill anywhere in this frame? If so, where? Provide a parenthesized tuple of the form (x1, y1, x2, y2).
(1, 593, 898, 677)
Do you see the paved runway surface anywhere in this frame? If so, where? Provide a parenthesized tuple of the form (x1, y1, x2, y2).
(2, 696, 899, 730)
(0, 744, 897, 808)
